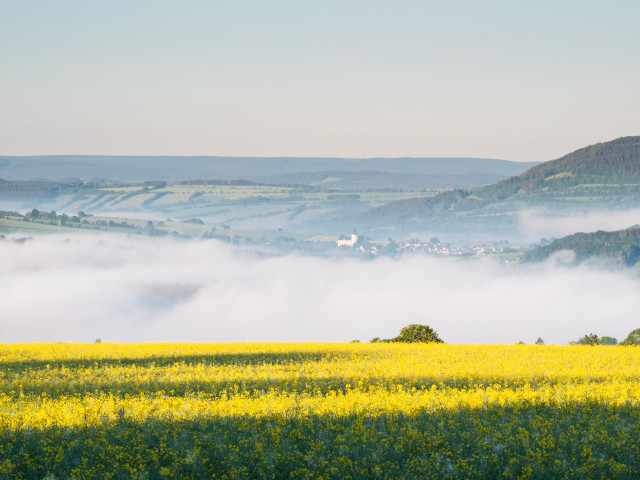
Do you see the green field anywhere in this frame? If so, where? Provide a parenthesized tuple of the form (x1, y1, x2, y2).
(0, 214, 318, 244)
(3, 183, 442, 238)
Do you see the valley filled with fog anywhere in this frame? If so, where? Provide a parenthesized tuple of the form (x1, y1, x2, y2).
(3, 139, 640, 344)
(2, 233, 638, 344)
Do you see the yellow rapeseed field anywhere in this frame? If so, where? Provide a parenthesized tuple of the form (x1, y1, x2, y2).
(1, 342, 639, 479)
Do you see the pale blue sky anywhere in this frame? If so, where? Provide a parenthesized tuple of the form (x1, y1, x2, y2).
(1, 0, 638, 161)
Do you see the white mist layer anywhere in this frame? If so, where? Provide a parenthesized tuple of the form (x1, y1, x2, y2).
(1, 235, 638, 344)
(518, 208, 640, 242)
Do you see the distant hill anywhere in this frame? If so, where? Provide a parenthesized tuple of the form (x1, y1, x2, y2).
(0, 155, 537, 190)
(253, 170, 511, 190)
(475, 136, 640, 201)
(522, 227, 640, 267)
(355, 136, 640, 235)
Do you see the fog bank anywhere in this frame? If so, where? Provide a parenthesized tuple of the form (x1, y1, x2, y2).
(518, 208, 640, 242)
(1, 235, 638, 344)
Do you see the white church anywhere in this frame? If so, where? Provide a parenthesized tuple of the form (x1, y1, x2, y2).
(337, 227, 359, 247)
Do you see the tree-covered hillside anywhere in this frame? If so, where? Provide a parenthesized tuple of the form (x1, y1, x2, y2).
(354, 136, 640, 234)
(363, 189, 477, 219)
(522, 228, 640, 267)
(477, 136, 640, 201)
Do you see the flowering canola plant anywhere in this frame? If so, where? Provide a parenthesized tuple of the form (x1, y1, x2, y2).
(1, 342, 639, 479)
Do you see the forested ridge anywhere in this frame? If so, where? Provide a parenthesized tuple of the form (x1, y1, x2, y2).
(522, 227, 640, 267)
(477, 136, 640, 201)
(364, 136, 640, 220)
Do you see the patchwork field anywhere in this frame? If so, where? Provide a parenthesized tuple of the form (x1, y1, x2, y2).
(16, 184, 442, 232)
(1, 343, 639, 479)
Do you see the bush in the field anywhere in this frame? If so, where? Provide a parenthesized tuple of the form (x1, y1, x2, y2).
(393, 324, 444, 343)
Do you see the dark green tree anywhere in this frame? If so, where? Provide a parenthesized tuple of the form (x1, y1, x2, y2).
(582, 333, 599, 346)
(621, 328, 640, 346)
(600, 336, 618, 345)
(394, 324, 443, 343)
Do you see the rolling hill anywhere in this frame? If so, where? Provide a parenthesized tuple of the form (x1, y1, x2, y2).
(0, 156, 538, 190)
(353, 136, 640, 236)
(475, 136, 640, 201)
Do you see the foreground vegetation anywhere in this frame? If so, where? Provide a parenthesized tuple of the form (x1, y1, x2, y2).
(1, 343, 640, 479)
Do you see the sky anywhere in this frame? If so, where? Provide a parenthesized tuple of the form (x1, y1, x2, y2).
(2, 235, 639, 344)
(1, 0, 639, 161)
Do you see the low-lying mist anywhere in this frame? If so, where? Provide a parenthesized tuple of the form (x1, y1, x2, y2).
(1, 234, 638, 344)
(517, 207, 640, 242)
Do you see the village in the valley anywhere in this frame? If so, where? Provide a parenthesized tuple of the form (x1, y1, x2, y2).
(334, 227, 517, 259)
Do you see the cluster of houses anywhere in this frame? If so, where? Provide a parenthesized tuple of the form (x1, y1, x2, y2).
(394, 240, 499, 256)
(336, 228, 508, 258)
